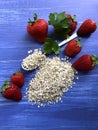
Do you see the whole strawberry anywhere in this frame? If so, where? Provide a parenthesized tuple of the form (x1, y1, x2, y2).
(77, 19, 97, 36)
(65, 39, 82, 57)
(11, 71, 24, 88)
(72, 54, 98, 71)
(27, 13, 48, 43)
(0, 81, 22, 101)
(49, 12, 77, 38)
(66, 14, 77, 35)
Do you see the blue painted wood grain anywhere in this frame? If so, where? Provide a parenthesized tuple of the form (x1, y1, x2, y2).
(0, 0, 98, 130)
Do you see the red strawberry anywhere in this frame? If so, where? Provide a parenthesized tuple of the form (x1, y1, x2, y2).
(11, 71, 24, 88)
(49, 12, 77, 39)
(77, 19, 97, 36)
(0, 81, 22, 101)
(66, 14, 72, 19)
(66, 14, 77, 35)
(72, 54, 98, 71)
(65, 39, 82, 57)
(27, 13, 48, 43)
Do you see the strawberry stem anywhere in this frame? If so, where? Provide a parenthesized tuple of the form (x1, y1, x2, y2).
(28, 18, 33, 25)
(34, 13, 37, 21)
(77, 39, 82, 47)
(72, 15, 77, 22)
(91, 55, 98, 66)
(0, 80, 10, 93)
(96, 24, 98, 27)
(28, 13, 38, 25)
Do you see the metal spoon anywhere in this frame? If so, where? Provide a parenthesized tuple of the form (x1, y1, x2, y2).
(58, 33, 77, 47)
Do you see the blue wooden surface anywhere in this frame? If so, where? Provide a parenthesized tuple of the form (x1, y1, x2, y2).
(0, 0, 98, 130)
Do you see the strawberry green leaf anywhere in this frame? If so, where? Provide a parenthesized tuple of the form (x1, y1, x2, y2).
(52, 42, 61, 55)
(49, 12, 70, 29)
(28, 18, 33, 25)
(91, 55, 98, 66)
(44, 41, 53, 54)
(96, 24, 98, 27)
(0, 87, 2, 93)
(72, 15, 77, 22)
(77, 39, 82, 47)
(34, 13, 38, 21)
(44, 38, 61, 55)
(0, 80, 10, 93)
(28, 13, 38, 25)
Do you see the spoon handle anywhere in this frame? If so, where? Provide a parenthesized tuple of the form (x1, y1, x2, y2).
(58, 33, 78, 47)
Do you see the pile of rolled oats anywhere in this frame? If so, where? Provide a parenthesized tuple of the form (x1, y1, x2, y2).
(21, 49, 46, 71)
(22, 50, 75, 106)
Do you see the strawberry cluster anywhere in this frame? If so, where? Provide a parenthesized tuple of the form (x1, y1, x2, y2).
(27, 12, 98, 72)
(0, 71, 24, 101)
(27, 12, 77, 43)
(66, 19, 98, 71)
